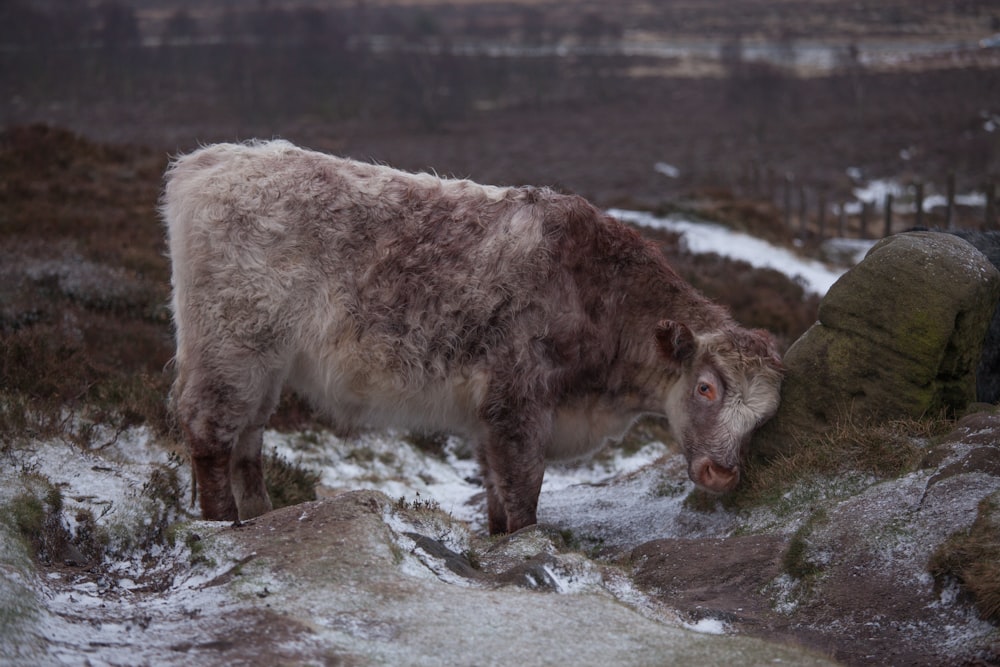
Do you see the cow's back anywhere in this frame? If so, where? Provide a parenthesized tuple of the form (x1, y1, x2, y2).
(163, 141, 574, 432)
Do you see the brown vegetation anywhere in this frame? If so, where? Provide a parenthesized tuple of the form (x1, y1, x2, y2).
(930, 492, 1000, 624)
(729, 415, 954, 510)
(0, 126, 173, 445)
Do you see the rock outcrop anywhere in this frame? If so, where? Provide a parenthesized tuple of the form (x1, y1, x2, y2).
(754, 232, 1000, 459)
(948, 230, 1000, 403)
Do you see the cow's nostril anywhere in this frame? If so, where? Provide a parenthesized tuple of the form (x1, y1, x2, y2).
(696, 460, 740, 493)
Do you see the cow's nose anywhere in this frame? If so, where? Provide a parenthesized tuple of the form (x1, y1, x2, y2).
(693, 459, 740, 493)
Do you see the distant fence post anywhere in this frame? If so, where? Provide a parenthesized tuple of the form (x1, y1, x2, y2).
(761, 173, 995, 238)
(798, 183, 808, 239)
(946, 172, 956, 230)
(783, 174, 793, 231)
(817, 192, 827, 240)
(883, 193, 893, 237)
(914, 182, 924, 229)
(986, 181, 996, 230)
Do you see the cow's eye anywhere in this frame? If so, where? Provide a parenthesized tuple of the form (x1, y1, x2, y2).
(697, 382, 717, 401)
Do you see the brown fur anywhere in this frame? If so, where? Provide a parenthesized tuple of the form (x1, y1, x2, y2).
(162, 140, 783, 533)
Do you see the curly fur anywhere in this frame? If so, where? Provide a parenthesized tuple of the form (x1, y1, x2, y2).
(162, 140, 784, 532)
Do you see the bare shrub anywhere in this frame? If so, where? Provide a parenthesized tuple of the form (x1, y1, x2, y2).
(264, 451, 321, 510)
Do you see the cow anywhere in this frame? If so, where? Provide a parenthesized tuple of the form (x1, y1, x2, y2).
(162, 140, 784, 534)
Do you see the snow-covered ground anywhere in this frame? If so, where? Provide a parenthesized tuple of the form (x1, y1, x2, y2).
(266, 428, 699, 544)
(0, 420, 748, 665)
(5, 407, 996, 665)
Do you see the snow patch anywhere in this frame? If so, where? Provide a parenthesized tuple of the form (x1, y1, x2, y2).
(682, 617, 728, 635)
(654, 161, 681, 178)
(610, 208, 845, 296)
(266, 429, 484, 526)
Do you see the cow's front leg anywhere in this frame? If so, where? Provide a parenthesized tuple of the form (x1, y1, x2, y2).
(181, 420, 240, 522)
(174, 373, 241, 520)
(483, 454, 544, 534)
(478, 452, 514, 535)
(173, 355, 280, 522)
(479, 413, 550, 534)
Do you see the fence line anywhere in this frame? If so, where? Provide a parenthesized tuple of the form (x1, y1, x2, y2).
(757, 170, 999, 241)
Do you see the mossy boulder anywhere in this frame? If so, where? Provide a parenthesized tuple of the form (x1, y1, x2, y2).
(754, 232, 1000, 459)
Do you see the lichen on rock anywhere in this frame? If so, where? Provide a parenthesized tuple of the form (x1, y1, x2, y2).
(755, 232, 1000, 459)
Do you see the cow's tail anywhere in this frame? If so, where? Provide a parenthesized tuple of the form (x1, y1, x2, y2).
(160, 147, 226, 510)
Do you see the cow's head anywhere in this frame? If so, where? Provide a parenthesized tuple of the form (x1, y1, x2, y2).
(655, 320, 783, 493)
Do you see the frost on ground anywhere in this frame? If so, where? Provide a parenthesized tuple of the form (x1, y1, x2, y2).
(0, 423, 836, 666)
(1, 410, 997, 665)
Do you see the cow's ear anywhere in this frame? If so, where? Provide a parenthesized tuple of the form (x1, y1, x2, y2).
(655, 320, 696, 366)
(738, 328, 785, 371)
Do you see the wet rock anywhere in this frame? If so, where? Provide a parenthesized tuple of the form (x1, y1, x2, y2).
(187, 492, 837, 666)
(924, 409, 1000, 489)
(406, 523, 604, 593)
(403, 532, 487, 583)
(493, 553, 563, 590)
(477, 524, 565, 572)
(631, 535, 788, 628)
(755, 232, 1000, 458)
(947, 230, 1000, 403)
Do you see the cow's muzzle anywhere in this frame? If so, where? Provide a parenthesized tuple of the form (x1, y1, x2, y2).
(691, 456, 740, 493)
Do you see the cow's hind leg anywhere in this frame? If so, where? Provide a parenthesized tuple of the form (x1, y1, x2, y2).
(174, 361, 281, 521)
(230, 377, 283, 520)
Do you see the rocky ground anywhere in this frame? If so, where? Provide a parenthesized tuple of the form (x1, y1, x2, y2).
(1, 407, 998, 665)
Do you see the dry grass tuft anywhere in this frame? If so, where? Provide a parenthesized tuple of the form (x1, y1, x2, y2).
(732, 415, 952, 509)
(264, 451, 322, 510)
(0, 321, 172, 446)
(929, 492, 1000, 624)
(5, 478, 69, 566)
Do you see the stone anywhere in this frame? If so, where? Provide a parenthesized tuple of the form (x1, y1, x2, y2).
(754, 232, 1000, 459)
(947, 231, 1000, 403)
(185, 492, 838, 666)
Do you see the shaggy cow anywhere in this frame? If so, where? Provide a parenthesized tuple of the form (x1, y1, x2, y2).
(163, 141, 783, 534)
